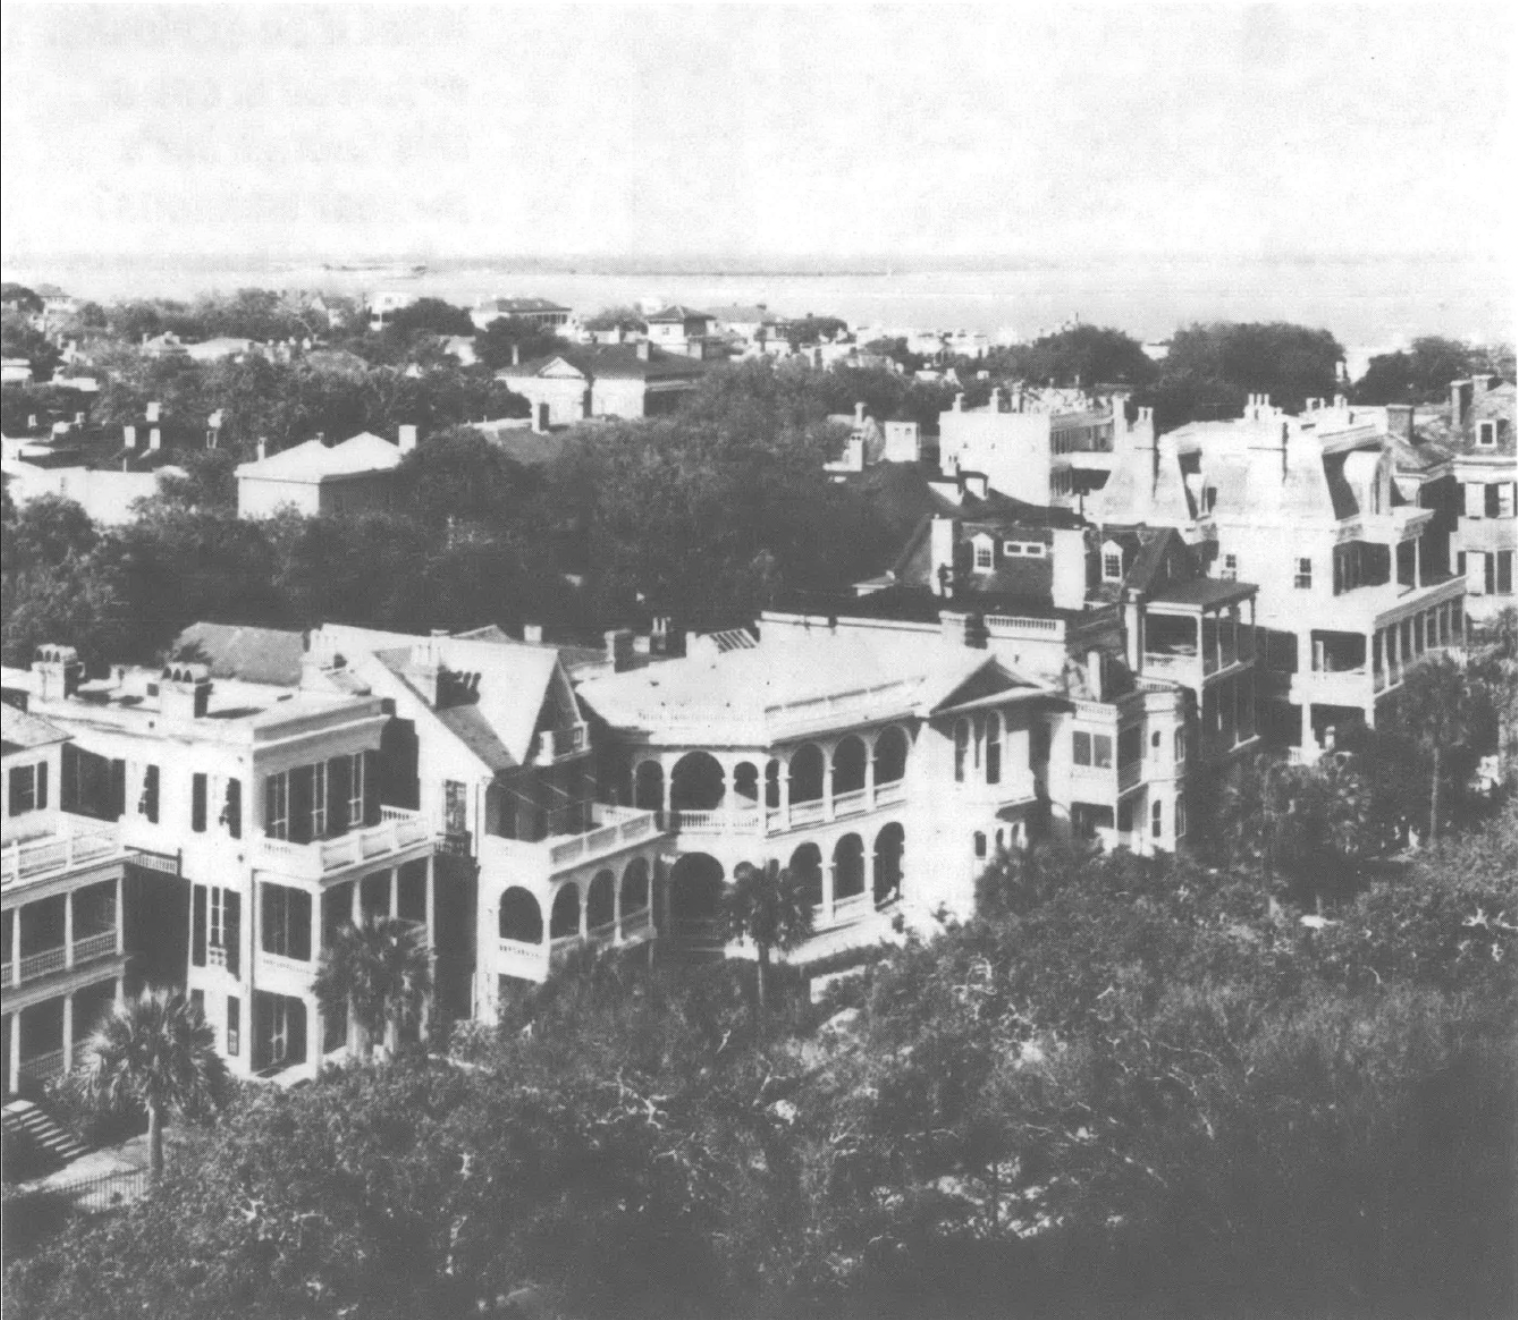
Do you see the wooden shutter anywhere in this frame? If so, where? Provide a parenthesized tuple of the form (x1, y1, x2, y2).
(289, 767, 314, 844)
(224, 779, 242, 839)
(192, 885, 207, 967)
(363, 750, 381, 826)
(327, 756, 351, 835)
(110, 759, 127, 819)
(192, 773, 208, 833)
(36, 761, 48, 810)
(225, 891, 241, 978)
(291, 889, 312, 962)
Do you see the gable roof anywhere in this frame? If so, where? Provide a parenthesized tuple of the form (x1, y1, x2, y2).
(497, 343, 709, 383)
(235, 432, 403, 482)
(645, 304, 712, 323)
(478, 297, 570, 315)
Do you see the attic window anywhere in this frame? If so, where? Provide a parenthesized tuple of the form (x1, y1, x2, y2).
(1002, 540, 1046, 558)
(1102, 552, 1123, 582)
(1477, 421, 1497, 447)
(973, 544, 994, 571)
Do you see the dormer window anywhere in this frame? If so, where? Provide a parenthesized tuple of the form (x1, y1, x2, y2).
(1102, 551, 1123, 582)
(1002, 540, 1046, 558)
(1477, 421, 1497, 447)
(974, 545, 994, 571)
(1222, 553, 1238, 581)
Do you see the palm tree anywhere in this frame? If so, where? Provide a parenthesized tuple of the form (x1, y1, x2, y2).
(313, 916, 432, 1061)
(74, 989, 228, 1181)
(720, 860, 814, 1026)
(1391, 653, 1481, 843)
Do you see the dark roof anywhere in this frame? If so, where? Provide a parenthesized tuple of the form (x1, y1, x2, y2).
(481, 298, 570, 314)
(173, 623, 305, 686)
(645, 304, 712, 323)
(1148, 577, 1257, 609)
(497, 344, 709, 383)
(432, 704, 517, 772)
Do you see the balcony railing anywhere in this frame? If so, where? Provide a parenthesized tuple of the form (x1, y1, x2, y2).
(9, 927, 115, 986)
(253, 808, 430, 880)
(18, 1049, 66, 1086)
(544, 804, 662, 870)
(2, 822, 123, 890)
(824, 891, 873, 929)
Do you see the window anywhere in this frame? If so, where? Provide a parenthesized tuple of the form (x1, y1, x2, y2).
(1151, 799, 1164, 839)
(973, 831, 987, 859)
(348, 753, 365, 828)
(310, 761, 328, 839)
(1477, 420, 1497, 447)
(1294, 558, 1313, 589)
(1499, 551, 1514, 597)
(7, 762, 45, 816)
(444, 780, 468, 837)
(221, 779, 242, 838)
(985, 713, 1002, 785)
(205, 887, 241, 976)
(192, 773, 208, 833)
(953, 720, 969, 783)
(1103, 552, 1123, 581)
(266, 772, 288, 840)
(1117, 801, 1133, 833)
(138, 764, 159, 823)
(1174, 727, 1187, 763)
(1491, 483, 1516, 519)
(1175, 798, 1187, 839)
(1150, 729, 1162, 751)
(261, 884, 312, 961)
(1002, 540, 1045, 558)
(974, 543, 994, 571)
(1118, 725, 1142, 768)
(1073, 731, 1113, 768)
(1222, 553, 1238, 581)
(227, 996, 240, 1057)
(189, 989, 204, 1020)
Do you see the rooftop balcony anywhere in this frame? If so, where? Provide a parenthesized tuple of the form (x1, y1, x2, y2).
(2, 818, 125, 893)
(252, 806, 431, 883)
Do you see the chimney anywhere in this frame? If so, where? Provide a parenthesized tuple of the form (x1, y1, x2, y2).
(28, 414, 38, 430)
(1050, 527, 1088, 611)
(930, 516, 958, 596)
(854, 400, 866, 426)
(1385, 404, 1415, 443)
(159, 661, 213, 721)
(123, 425, 138, 449)
(398, 424, 418, 453)
(939, 610, 987, 649)
(962, 472, 988, 500)
(146, 401, 161, 422)
(74, 411, 86, 425)
(511, 343, 520, 367)
(406, 630, 450, 708)
(952, 392, 965, 412)
(1085, 649, 1105, 701)
(256, 437, 268, 461)
(845, 435, 865, 471)
(636, 339, 652, 361)
(605, 628, 635, 672)
(1451, 378, 1474, 426)
(149, 428, 162, 451)
(523, 623, 544, 644)
(988, 387, 1003, 412)
(34, 644, 84, 702)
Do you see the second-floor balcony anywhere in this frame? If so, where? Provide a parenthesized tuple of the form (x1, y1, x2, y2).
(3, 928, 120, 990)
(252, 807, 431, 882)
(480, 803, 664, 883)
(2, 818, 125, 892)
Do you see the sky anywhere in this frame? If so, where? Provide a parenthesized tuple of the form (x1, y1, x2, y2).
(1, 3, 1514, 263)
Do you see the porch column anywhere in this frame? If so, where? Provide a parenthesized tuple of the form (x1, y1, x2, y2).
(306, 993, 323, 1067)
(64, 890, 75, 968)
(823, 754, 836, 823)
(822, 859, 836, 924)
(115, 873, 125, 954)
(351, 877, 362, 925)
(864, 739, 877, 809)
(388, 868, 398, 919)
(661, 755, 673, 818)
(115, 976, 124, 1005)
(719, 758, 733, 830)
(61, 993, 73, 1073)
(7, 1010, 19, 1093)
(778, 761, 791, 831)
(612, 875, 623, 942)
(10, 912, 19, 988)
(1300, 702, 1314, 752)
(1413, 537, 1422, 588)
(580, 883, 589, 939)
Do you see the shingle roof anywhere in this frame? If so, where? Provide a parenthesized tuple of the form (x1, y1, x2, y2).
(497, 344, 709, 383)
(480, 298, 570, 315)
(644, 304, 712, 323)
(173, 623, 306, 687)
(1, 703, 70, 754)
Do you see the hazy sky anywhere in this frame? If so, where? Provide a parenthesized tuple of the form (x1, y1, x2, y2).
(2, 3, 1513, 261)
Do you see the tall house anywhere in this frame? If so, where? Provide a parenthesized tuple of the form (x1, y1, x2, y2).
(297, 626, 667, 1024)
(3, 692, 136, 1094)
(1099, 394, 1466, 757)
(20, 646, 436, 1083)
(578, 626, 1066, 961)
(937, 386, 1125, 509)
(1445, 376, 1516, 618)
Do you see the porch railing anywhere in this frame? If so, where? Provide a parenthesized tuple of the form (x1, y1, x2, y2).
(2, 823, 123, 890)
(18, 1049, 66, 1085)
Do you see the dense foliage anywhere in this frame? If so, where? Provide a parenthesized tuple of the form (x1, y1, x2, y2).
(9, 802, 1514, 1319)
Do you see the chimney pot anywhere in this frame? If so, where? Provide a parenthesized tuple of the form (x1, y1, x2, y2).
(398, 424, 418, 453)
(149, 428, 162, 451)
(256, 437, 268, 461)
(523, 623, 544, 644)
(637, 340, 652, 361)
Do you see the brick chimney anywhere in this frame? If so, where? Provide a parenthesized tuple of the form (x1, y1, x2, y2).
(398, 424, 418, 454)
(35, 644, 83, 701)
(405, 630, 450, 707)
(605, 628, 635, 672)
(159, 661, 212, 720)
(854, 400, 866, 426)
(256, 437, 268, 461)
(146, 401, 162, 423)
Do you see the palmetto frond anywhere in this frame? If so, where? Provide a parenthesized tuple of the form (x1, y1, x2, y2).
(723, 860, 815, 954)
(313, 916, 432, 1044)
(75, 988, 228, 1117)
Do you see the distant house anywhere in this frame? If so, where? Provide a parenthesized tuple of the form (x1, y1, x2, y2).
(439, 335, 478, 366)
(644, 305, 715, 349)
(368, 291, 419, 330)
(183, 337, 264, 364)
(1, 358, 34, 385)
(470, 298, 572, 334)
(495, 343, 709, 429)
(234, 429, 415, 519)
(3, 461, 183, 524)
(708, 304, 788, 345)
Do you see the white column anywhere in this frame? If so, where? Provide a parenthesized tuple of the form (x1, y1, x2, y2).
(388, 868, 398, 919)
(10, 912, 19, 988)
(823, 859, 836, 923)
(779, 761, 791, 831)
(7, 1010, 19, 1093)
(62, 994, 73, 1072)
(864, 740, 877, 809)
(115, 874, 125, 954)
(424, 855, 437, 1040)
(823, 753, 836, 823)
(1301, 702, 1314, 752)
(613, 874, 623, 942)
(115, 976, 124, 1006)
(351, 877, 362, 926)
(579, 883, 588, 939)
(1413, 537, 1422, 588)
(661, 756, 673, 818)
(64, 891, 75, 968)
(306, 993, 323, 1067)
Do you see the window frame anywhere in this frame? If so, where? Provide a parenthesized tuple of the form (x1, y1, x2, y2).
(266, 771, 289, 840)
(1294, 557, 1313, 590)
